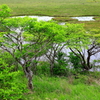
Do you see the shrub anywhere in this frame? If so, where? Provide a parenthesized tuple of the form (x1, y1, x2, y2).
(0, 51, 19, 71)
(36, 61, 50, 76)
(68, 52, 83, 72)
(53, 52, 68, 76)
(0, 58, 28, 100)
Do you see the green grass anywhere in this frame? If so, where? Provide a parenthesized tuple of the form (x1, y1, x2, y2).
(53, 16, 100, 30)
(0, 0, 100, 30)
(68, 20, 100, 30)
(24, 73, 100, 100)
(0, 0, 100, 16)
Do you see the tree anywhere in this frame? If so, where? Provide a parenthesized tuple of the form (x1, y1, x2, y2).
(45, 42, 66, 75)
(65, 23, 100, 71)
(44, 24, 66, 75)
(0, 5, 67, 90)
(65, 23, 91, 70)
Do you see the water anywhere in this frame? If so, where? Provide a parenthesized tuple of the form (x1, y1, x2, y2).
(13, 16, 95, 22)
(71, 16, 95, 21)
(13, 15, 54, 21)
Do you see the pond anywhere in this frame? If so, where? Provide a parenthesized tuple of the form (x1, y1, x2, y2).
(71, 16, 95, 21)
(13, 16, 95, 22)
(13, 15, 54, 21)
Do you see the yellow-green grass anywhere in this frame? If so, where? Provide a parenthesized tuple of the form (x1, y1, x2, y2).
(69, 20, 100, 30)
(94, 16, 100, 21)
(0, 0, 100, 16)
(53, 16, 100, 30)
(24, 73, 100, 100)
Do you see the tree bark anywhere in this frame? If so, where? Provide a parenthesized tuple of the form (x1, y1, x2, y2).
(24, 67, 33, 91)
(50, 62, 54, 75)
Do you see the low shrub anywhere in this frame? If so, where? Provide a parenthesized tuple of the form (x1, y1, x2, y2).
(0, 58, 28, 100)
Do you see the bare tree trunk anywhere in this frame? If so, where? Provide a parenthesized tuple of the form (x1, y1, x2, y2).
(50, 62, 54, 75)
(69, 47, 94, 70)
(87, 52, 91, 70)
(24, 67, 33, 91)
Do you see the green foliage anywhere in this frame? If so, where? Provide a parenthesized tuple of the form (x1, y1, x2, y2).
(0, 51, 18, 70)
(36, 61, 50, 76)
(0, 4, 11, 21)
(68, 52, 83, 72)
(65, 23, 90, 49)
(0, 58, 28, 100)
(90, 29, 100, 43)
(53, 52, 68, 76)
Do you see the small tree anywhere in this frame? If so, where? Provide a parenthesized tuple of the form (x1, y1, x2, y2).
(65, 23, 92, 70)
(64, 23, 100, 71)
(53, 51, 68, 76)
(45, 43, 66, 75)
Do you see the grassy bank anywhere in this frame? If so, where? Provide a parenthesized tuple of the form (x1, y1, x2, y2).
(0, 0, 100, 16)
(24, 73, 100, 100)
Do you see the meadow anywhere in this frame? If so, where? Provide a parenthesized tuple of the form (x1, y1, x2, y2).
(24, 73, 100, 100)
(0, 0, 100, 16)
(0, 0, 100, 30)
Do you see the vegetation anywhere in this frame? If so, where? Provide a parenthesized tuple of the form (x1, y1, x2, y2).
(24, 74, 100, 100)
(0, 0, 100, 16)
(0, 4, 100, 100)
(0, 0, 100, 30)
(0, 54, 28, 100)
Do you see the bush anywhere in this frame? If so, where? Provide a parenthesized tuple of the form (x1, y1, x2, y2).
(0, 51, 19, 71)
(53, 52, 68, 76)
(68, 52, 83, 72)
(36, 61, 50, 76)
(0, 58, 28, 100)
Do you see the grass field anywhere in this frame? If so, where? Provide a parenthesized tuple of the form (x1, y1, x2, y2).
(24, 74, 100, 100)
(1, 0, 100, 30)
(0, 0, 100, 16)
